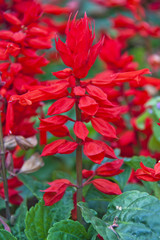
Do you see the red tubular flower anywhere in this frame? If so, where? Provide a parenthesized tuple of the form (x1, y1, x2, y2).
(73, 121, 89, 141)
(41, 139, 78, 156)
(0, 177, 23, 205)
(56, 13, 104, 79)
(82, 160, 123, 178)
(91, 179, 122, 195)
(41, 179, 73, 206)
(95, 159, 124, 176)
(136, 162, 160, 182)
(83, 141, 105, 164)
(91, 117, 117, 139)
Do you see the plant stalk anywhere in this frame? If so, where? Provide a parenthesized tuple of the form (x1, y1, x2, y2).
(0, 113, 11, 220)
(75, 78, 83, 224)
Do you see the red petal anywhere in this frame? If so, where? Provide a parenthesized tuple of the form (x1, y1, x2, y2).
(48, 97, 75, 115)
(41, 139, 66, 156)
(79, 96, 99, 116)
(86, 84, 107, 101)
(73, 121, 89, 141)
(91, 117, 117, 139)
(58, 141, 78, 154)
(82, 169, 94, 178)
(42, 179, 72, 206)
(43, 4, 70, 15)
(96, 160, 124, 177)
(83, 141, 105, 164)
(73, 86, 86, 96)
(154, 162, 160, 177)
(91, 179, 122, 195)
(49, 125, 70, 137)
(56, 38, 73, 67)
(3, 12, 21, 25)
(136, 169, 158, 182)
(28, 38, 52, 49)
(94, 140, 117, 159)
(52, 68, 72, 79)
(39, 115, 69, 130)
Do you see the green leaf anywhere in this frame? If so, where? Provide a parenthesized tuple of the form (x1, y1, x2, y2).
(85, 185, 115, 216)
(78, 202, 117, 240)
(136, 111, 150, 130)
(11, 201, 27, 240)
(25, 191, 73, 240)
(153, 105, 160, 120)
(124, 156, 156, 170)
(103, 190, 160, 239)
(87, 225, 97, 240)
(153, 122, 160, 142)
(47, 220, 89, 240)
(145, 97, 160, 107)
(148, 135, 160, 152)
(18, 174, 48, 200)
(0, 198, 6, 210)
(123, 183, 146, 192)
(0, 230, 17, 240)
(112, 164, 131, 190)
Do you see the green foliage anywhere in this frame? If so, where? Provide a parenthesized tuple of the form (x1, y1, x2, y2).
(124, 155, 156, 170)
(11, 201, 27, 240)
(25, 191, 73, 240)
(0, 198, 6, 210)
(0, 230, 17, 240)
(111, 164, 131, 190)
(148, 135, 160, 152)
(47, 220, 89, 240)
(79, 190, 160, 240)
(103, 190, 160, 239)
(18, 174, 48, 200)
(78, 202, 116, 239)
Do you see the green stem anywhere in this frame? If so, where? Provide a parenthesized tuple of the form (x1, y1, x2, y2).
(75, 78, 83, 224)
(0, 113, 11, 220)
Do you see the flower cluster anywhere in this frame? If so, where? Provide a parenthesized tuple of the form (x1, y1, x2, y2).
(9, 13, 150, 210)
(0, 0, 69, 205)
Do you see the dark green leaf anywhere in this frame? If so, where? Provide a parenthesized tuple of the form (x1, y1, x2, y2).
(47, 220, 89, 240)
(112, 164, 131, 190)
(78, 202, 117, 240)
(0, 198, 6, 210)
(0, 230, 17, 240)
(25, 191, 73, 240)
(11, 201, 27, 240)
(103, 190, 160, 239)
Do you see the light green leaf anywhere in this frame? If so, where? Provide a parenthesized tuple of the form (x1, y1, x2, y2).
(145, 97, 160, 107)
(136, 111, 150, 130)
(25, 191, 73, 240)
(153, 122, 160, 142)
(0, 230, 17, 240)
(153, 105, 160, 120)
(47, 220, 89, 240)
(148, 135, 160, 152)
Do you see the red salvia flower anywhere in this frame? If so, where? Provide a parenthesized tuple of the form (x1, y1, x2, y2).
(136, 162, 160, 182)
(56, 12, 104, 79)
(41, 179, 73, 206)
